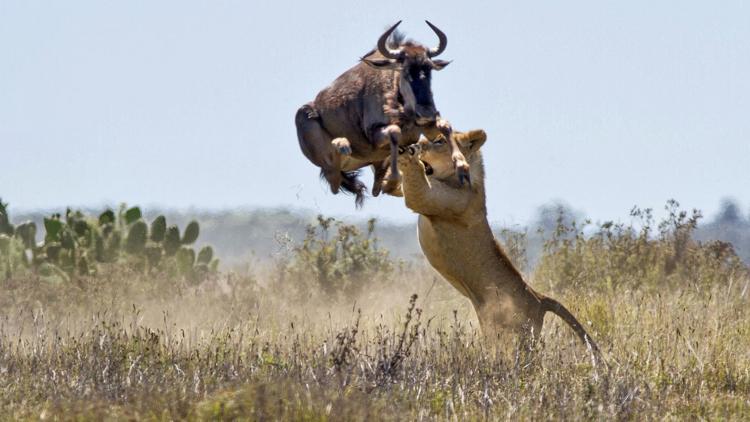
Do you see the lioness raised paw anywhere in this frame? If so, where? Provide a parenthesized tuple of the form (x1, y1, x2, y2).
(398, 148, 422, 169)
(399, 142, 423, 155)
(454, 157, 471, 186)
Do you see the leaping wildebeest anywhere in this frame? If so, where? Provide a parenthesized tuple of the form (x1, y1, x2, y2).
(295, 21, 470, 207)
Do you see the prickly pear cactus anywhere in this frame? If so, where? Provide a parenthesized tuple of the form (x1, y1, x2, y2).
(99, 210, 115, 226)
(126, 220, 148, 254)
(104, 231, 121, 263)
(0, 199, 14, 236)
(1, 202, 219, 283)
(0, 234, 11, 254)
(73, 219, 90, 237)
(145, 244, 163, 267)
(44, 216, 64, 243)
(163, 226, 181, 256)
(60, 229, 76, 250)
(182, 221, 200, 245)
(124, 206, 142, 225)
(45, 242, 62, 262)
(175, 247, 195, 274)
(197, 246, 213, 265)
(150, 215, 166, 242)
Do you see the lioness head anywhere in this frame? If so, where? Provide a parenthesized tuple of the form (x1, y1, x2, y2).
(417, 129, 487, 179)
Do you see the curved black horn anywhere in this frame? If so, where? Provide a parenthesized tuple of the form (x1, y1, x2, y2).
(425, 20, 447, 57)
(377, 21, 403, 59)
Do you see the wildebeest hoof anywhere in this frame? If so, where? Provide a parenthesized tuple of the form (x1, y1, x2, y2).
(381, 177, 401, 194)
(436, 118, 452, 133)
(305, 107, 319, 119)
(331, 138, 352, 156)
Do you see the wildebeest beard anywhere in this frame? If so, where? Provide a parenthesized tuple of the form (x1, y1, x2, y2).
(398, 65, 438, 126)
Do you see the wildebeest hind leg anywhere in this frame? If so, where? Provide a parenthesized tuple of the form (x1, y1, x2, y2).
(295, 105, 344, 194)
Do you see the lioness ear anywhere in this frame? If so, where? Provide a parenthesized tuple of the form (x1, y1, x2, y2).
(362, 57, 400, 70)
(456, 129, 487, 153)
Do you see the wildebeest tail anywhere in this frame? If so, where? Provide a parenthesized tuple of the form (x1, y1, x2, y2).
(318, 169, 366, 208)
(340, 171, 367, 208)
(541, 297, 600, 355)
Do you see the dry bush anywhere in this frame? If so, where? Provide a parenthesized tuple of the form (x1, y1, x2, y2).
(535, 200, 749, 292)
(274, 216, 399, 302)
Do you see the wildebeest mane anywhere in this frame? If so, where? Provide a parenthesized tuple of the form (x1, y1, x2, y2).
(386, 29, 407, 49)
(360, 29, 409, 60)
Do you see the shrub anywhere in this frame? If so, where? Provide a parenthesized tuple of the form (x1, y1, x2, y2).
(534, 200, 749, 292)
(277, 215, 395, 301)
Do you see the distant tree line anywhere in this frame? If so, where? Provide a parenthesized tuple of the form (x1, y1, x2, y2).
(8, 198, 750, 269)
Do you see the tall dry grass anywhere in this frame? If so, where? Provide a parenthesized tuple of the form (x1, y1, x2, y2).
(1, 204, 749, 420)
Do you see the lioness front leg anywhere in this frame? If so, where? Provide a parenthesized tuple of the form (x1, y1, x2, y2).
(438, 119, 471, 185)
(398, 145, 473, 216)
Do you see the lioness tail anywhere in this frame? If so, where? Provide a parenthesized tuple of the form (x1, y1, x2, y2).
(541, 297, 600, 355)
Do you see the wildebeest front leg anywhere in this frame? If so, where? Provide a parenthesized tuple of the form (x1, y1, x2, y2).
(371, 160, 389, 197)
(378, 124, 402, 194)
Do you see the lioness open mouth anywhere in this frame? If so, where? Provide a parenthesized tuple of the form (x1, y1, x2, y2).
(422, 161, 434, 175)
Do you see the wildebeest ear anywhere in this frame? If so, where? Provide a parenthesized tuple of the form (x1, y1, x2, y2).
(431, 59, 451, 70)
(362, 57, 400, 69)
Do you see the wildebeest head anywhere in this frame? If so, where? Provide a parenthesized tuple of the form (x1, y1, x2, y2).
(362, 21, 450, 126)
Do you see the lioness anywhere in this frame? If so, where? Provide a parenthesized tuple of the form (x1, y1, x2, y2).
(397, 131, 601, 355)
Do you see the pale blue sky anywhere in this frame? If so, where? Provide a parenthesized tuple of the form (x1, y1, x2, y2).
(1, 1, 748, 224)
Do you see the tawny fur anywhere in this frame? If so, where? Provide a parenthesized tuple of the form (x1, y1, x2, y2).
(398, 131, 601, 355)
